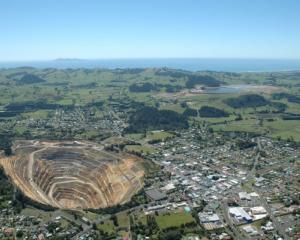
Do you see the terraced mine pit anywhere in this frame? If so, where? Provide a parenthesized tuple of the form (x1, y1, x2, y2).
(0, 140, 145, 210)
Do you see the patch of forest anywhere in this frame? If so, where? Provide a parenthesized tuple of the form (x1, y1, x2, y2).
(185, 75, 222, 88)
(125, 106, 188, 133)
(0, 133, 12, 156)
(199, 106, 229, 118)
(129, 82, 183, 93)
(0, 167, 14, 207)
(16, 74, 46, 85)
(224, 94, 288, 113)
(129, 83, 157, 92)
(224, 94, 269, 108)
(182, 107, 198, 117)
(272, 92, 300, 104)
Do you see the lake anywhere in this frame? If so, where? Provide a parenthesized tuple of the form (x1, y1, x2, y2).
(202, 85, 255, 93)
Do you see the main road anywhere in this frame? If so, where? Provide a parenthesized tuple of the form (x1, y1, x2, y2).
(245, 138, 289, 239)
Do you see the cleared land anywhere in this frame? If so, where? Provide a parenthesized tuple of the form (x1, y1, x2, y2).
(0, 140, 145, 210)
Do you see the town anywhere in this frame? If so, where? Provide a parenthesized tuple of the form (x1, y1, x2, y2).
(1, 119, 299, 239)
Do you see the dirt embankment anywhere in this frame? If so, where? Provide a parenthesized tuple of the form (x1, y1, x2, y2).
(0, 140, 145, 210)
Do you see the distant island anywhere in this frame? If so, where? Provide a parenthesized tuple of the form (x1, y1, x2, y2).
(54, 58, 84, 61)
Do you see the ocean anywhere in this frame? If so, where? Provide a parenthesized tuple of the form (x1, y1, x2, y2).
(1, 58, 300, 72)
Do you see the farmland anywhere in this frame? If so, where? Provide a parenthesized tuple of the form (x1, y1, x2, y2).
(0, 67, 299, 239)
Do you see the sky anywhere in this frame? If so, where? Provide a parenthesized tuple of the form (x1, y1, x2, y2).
(1, 0, 300, 61)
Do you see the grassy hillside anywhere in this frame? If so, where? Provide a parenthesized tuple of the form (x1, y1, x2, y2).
(0, 67, 299, 141)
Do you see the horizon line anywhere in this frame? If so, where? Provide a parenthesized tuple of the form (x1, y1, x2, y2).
(1, 57, 300, 62)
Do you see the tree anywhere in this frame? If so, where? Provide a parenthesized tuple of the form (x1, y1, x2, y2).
(92, 222, 97, 230)
(0, 135, 12, 156)
(4, 146, 12, 156)
(16, 230, 23, 238)
(159, 229, 181, 240)
(111, 214, 118, 227)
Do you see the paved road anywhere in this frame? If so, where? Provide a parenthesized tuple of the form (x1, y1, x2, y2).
(221, 201, 245, 240)
(254, 187, 290, 239)
(245, 138, 290, 239)
(245, 138, 261, 182)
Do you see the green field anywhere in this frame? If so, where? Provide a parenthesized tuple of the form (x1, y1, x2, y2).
(125, 145, 157, 154)
(97, 220, 115, 234)
(21, 207, 53, 222)
(155, 211, 196, 229)
(117, 213, 130, 228)
(213, 118, 300, 141)
(146, 131, 175, 141)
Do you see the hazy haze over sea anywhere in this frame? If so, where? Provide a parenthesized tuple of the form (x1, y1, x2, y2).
(1, 58, 300, 72)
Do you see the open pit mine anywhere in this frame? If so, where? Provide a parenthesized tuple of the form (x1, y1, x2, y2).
(0, 140, 145, 210)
